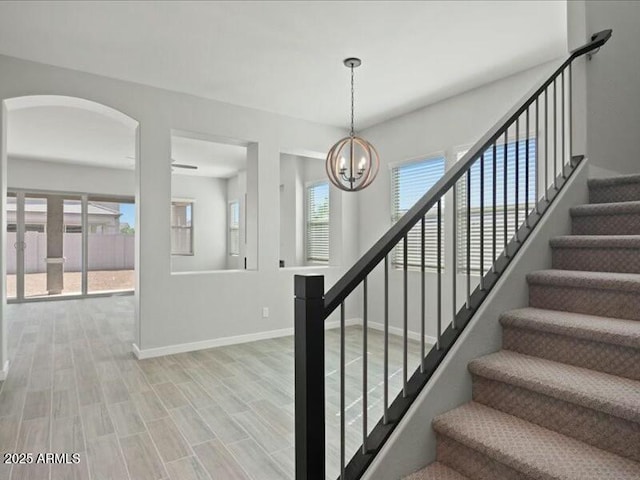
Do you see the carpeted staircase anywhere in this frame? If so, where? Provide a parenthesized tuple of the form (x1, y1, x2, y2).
(407, 173, 640, 479)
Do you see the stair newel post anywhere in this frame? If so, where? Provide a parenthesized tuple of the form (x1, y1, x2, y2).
(294, 274, 326, 480)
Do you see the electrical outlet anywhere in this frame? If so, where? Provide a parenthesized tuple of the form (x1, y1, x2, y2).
(262, 307, 269, 318)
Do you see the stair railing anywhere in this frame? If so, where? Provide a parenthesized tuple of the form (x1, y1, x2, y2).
(295, 29, 612, 480)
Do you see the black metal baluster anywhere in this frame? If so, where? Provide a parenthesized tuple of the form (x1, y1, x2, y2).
(553, 78, 558, 189)
(525, 107, 530, 227)
(503, 131, 508, 255)
(437, 201, 442, 349)
(466, 170, 471, 309)
(362, 277, 368, 454)
(515, 118, 520, 240)
(452, 183, 458, 329)
(420, 217, 425, 370)
(544, 88, 549, 201)
(479, 154, 485, 290)
(562, 69, 566, 178)
(340, 301, 345, 480)
(568, 63, 573, 161)
(383, 255, 389, 425)
(403, 235, 408, 397)
(492, 143, 497, 271)
(535, 97, 540, 212)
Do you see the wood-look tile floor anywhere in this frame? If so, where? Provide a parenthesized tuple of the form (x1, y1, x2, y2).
(0, 297, 423, 480)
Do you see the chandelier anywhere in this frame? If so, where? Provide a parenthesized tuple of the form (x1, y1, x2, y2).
(326, 58, 380, 192)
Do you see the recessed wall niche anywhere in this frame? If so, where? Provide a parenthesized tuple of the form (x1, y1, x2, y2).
(170, 131, 257, 272)
(279, 153, 331, 268)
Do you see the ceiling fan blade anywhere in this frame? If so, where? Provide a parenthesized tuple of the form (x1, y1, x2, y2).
(172, 163, 199, 170)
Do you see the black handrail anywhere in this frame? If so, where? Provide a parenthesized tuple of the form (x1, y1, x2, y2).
(323, 29, 612, 316)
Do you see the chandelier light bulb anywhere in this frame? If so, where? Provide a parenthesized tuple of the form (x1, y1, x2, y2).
(325, 58, 379, 192)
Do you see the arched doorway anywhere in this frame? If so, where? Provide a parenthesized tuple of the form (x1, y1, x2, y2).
(1, 95, 141, 356)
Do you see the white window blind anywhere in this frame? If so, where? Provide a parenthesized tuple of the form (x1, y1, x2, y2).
(229, 201, 240, 256)
(456, 138, 537, 274)
(306, 182, 330, 263)
(171, 201, 193, 255)
(391, 157, 446, 269)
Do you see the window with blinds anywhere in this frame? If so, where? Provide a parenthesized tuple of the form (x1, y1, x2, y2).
(229, 201, 240, 256)
(306, 182, 330, 263)
(456, 138, 537, 274)
(391, 157, 446, 269)
(171, 201, 193, 255)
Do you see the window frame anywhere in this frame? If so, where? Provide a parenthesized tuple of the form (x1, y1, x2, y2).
(455, 135, 538, 275)
(170, 199, 195, 256)
(228, 200, 240, 257)
(305, 180, 330, 265)
(389, 153, 446, 271)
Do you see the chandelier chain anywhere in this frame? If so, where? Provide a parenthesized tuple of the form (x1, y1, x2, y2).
(350, 64, 355, 137)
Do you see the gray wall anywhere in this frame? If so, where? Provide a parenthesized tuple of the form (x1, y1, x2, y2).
(584, 0, 640, 176)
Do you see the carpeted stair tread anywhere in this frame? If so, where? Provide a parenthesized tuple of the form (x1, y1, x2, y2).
(500, 307, 640, 349)
(469, 350, 640, 423)
(404, 462, 470, 480)
(550, 235, 640, 249)
(432, 402, 640, 480)
(527, 269, 640, 293)
(570, 200, 640, 217)
(589, 174, 640, 188)
(589, 175, 640, 203)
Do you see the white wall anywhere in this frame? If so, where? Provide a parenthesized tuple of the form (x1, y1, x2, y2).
(171, 174, 227, 272)
(0, 53, 355, 365)
(584, 1, 640, 176)
(356, 61, 558, 338)
(7, 156, 134, 196)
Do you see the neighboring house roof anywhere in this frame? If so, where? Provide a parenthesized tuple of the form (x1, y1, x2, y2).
(6, 201, 121, 217)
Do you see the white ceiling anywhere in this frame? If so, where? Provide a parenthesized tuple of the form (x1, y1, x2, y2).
(7, 105, 246, 178)
(171, 135, 247, 178)
(0, 1, 567, 129)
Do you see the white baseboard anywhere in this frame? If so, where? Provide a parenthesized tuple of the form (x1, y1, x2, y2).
(132, 317, 361, 360)
(0, 360, 10, 381)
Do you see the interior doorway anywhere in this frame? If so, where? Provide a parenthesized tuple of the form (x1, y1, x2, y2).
(6, 190, 135, 302)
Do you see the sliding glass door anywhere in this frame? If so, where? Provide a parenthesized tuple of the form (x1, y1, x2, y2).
(6, 190, 135, 302)
(23, 195, 49, 298)
(6, 193, 18, 300)
(87, 197, 135, 294)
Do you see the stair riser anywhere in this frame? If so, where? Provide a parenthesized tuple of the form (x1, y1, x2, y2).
(436, 434, 535, 480)
(529, 284, 640, 321)
(472, 376, 640, 463)
(502, 326, 640, 380)
(590, 184, 640, 204)
(572, 214, 640, 235)
(552, 247, 640, 273)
